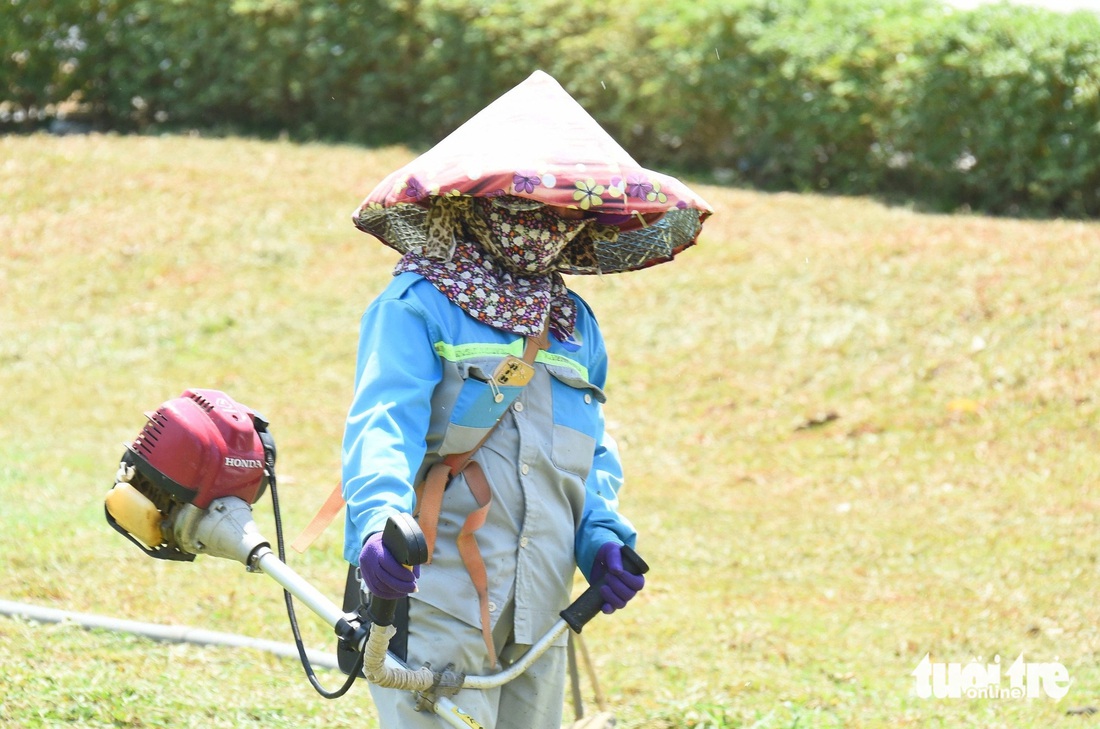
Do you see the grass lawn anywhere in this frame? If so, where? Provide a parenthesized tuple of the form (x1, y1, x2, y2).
(1, 133, 1099, 727)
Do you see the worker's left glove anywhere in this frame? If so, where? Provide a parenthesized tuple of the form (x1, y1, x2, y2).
(590, 542, 645, 614)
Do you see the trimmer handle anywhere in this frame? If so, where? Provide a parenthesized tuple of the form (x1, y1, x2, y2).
(367, 513, 429, 626)
(560, 545, 649, 633)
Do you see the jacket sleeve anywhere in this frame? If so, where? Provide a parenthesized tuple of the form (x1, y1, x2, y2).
(341, 292, 441, 563)
(575, 417, 637, 581)
(572, 312, 638, 581)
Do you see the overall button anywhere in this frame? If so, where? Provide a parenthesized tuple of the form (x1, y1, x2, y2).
(488, 602, 497, 613)
(520, 536, 529, 548)
(520, 463, 530, 475)
(513, 401, 525, 412)
(583, 394, 592, 404)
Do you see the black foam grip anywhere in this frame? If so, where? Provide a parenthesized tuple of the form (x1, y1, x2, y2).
(560, 545, 649, 633)
(367, 513, 429, 626)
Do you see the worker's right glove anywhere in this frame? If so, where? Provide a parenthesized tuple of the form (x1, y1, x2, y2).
(359, 531, 420, 600)
(590, 541, 646, 614)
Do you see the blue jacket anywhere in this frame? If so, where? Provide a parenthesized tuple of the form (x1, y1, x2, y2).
(341, 272, 636, 641)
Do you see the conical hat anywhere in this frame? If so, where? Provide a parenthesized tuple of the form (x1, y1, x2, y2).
(352, 70, 712, 274)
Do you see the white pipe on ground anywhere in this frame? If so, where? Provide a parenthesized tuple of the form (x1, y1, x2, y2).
(0, 598, 340, 670)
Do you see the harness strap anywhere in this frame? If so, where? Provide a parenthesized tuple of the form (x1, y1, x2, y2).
(413, 330, 546, 667)
(290, 479, 348, 554)
(292, 331, 545, 555)
(412, 457, 497, 667)
(413, 461, 450, 561)
(295, 328, 546, 668)
(455, 461, 495, 666)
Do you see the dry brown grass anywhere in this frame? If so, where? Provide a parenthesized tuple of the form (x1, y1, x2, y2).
(2, 133, 1100, 727)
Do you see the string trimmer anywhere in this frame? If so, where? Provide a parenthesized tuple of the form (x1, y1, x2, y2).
(104, 389, 645, 727)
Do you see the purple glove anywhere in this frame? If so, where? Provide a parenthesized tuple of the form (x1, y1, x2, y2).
(358, 531, 420, 600)
(590, 542, 645, 614)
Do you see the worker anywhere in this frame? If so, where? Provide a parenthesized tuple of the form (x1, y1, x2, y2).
(342, 70, 712, 728)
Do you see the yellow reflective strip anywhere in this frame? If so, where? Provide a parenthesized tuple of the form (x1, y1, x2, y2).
(433, 340, 524, 362)
(535, 351, 589, 381)
(433, 340, 591, 381)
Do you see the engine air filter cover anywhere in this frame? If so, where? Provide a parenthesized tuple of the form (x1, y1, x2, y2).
(128, 389, 268, 509)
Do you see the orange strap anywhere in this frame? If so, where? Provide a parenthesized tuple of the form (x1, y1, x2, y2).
(290, 480, 346, 554)
(413, 461, 451, 562)
(455, 461, 495, 667)
(413, 457, 497, 666)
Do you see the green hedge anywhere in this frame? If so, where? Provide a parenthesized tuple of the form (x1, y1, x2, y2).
(888, 4, 1100, 216)
(3, 0, 1098, 216)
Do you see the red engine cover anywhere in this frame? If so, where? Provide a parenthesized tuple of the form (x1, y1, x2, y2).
(130, 389, 266, 508)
